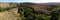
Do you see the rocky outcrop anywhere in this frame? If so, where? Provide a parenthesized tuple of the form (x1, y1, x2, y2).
(0, 8, 21, 20)
(0, 2, 22, 20)
(0, 2, 18, 8)
(0, 11, 17, 20)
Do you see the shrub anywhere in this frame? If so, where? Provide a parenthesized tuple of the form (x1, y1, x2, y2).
(0, 7, 6, 12)
(0, 6, 17, 12)
(18, 5, 35, 20)
(19, 5, 52, 20)
(50, 5, 60, 20)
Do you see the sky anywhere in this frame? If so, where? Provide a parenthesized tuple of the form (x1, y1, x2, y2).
(20, 0, 60, 3)
(0, 0, 20, 2)
(0, 0, 60, 3)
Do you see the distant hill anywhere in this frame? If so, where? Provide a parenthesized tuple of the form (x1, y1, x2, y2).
(20, 2, 60, 14)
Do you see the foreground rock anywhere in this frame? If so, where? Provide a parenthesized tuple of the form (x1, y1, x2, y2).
(0, 11, 17, 20)
(0, 8, 19, 20)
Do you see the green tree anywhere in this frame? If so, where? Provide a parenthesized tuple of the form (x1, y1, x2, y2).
(50, 5, 60, 20)
(18, 5, 35, 20)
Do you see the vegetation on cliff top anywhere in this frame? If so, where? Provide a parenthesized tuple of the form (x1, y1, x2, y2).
(0, 6, 17, 12)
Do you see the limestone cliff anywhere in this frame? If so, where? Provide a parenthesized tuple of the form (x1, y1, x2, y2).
(0, 2, 21, 20)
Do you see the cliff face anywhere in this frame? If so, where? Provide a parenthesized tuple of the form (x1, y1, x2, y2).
(0, 11, 17, 20)
(0, 2, 18, 8)
(0, 2, 21, 20)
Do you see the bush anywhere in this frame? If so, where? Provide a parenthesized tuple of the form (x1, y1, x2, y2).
(0, 6, 17, 12)
(19, 5, 52, 20)
(50, 5, 60, 20)
(34, 14, 51, 20)
(18, 5, 35, 20)
(0, 7, 6, 12)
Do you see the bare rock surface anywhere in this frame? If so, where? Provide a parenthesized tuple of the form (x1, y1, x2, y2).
(0, 8, 18, 20)
(0, 11, 17, 20)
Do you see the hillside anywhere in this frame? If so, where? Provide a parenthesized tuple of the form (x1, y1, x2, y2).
(20, 2, 60, 14)
(0, 2, 60, 20)
(20, 2, 60, 20)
